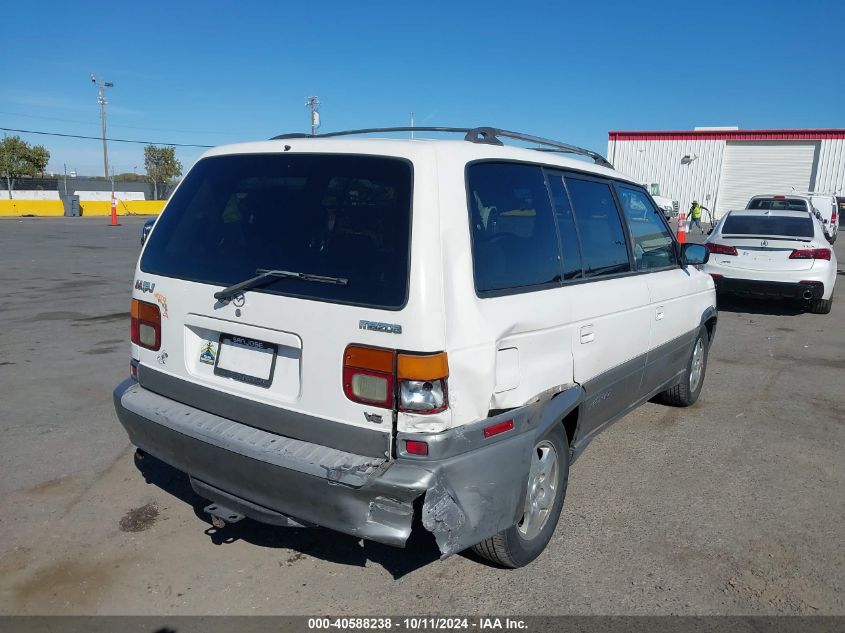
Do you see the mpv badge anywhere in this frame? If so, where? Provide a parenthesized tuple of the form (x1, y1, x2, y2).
(359, 320, 402, 335)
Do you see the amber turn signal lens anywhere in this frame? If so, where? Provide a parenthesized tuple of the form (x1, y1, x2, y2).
(397, 352, 448, 381)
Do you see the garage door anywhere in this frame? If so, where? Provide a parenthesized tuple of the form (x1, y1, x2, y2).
(715, 141, 819, 218)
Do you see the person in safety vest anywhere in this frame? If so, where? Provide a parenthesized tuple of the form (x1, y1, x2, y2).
(689, 200, 704, 234)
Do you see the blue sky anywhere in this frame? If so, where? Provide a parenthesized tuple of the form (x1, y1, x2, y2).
(2, 0, 843, 176)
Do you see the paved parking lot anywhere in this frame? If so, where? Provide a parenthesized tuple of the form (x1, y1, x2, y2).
(1, 217, 843, 615)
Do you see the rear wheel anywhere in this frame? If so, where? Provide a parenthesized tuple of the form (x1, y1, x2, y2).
(659, 325, 709, 407)
(471, 425, 569, 568)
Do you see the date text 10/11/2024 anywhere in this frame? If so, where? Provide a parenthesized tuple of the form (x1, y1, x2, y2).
(307, 618, 528, 631)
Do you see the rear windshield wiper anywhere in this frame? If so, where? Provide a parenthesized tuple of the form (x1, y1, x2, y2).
(214, 268, 348, 302)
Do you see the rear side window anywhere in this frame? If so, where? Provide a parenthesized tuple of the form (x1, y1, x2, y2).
(565, 178, 631, 277)
(546, 173, 583, 280)
(141, 154, 412, 309)
(467, 163, 562, 293)
(747, 197, 809, 212)
(615, 185, 677, 270)
(722, 215, 814, 238)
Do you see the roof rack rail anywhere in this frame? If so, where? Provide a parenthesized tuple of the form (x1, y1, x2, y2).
(270, 126, 613, 168)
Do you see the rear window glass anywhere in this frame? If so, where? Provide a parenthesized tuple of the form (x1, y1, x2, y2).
(141, 154, 412, 309)
(747, 198, 809, 212)
(722, 215, 814, 238)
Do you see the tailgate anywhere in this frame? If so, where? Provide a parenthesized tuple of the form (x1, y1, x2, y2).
(718, 237, 814, 272)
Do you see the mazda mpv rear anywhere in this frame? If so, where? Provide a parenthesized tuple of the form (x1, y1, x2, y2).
(115, 128, 716, 567)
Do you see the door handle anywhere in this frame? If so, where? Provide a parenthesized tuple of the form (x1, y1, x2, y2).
(656, 306, 665, 321)
(580, 325, 595, 344)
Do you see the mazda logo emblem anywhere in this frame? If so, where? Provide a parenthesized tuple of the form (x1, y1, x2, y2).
(760, 240, 768, 247)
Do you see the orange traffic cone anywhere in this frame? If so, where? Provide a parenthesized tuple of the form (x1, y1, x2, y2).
(109, 192, 120, 227)
(677, 209, 687, 244)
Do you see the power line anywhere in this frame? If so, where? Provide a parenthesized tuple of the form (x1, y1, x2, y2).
(0, 110, 244, 136)
(0, 126, 214, 148)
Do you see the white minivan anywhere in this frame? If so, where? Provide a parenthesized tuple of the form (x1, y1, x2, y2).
(114, 127, 717, 567)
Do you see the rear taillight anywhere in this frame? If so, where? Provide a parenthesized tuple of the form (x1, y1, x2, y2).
(789, 248, 831, 261)
(343, 346, 395, 408)
(342, 346, 449, 414)
(706, 242, 738, 256)
(398, 352, 448, 414)
(832, 208, 838, 224)
(131, 299, 161, 350)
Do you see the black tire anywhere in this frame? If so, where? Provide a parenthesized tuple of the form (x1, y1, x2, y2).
(470, 424, 569, 568)
(659, 325, 710, 407)
(810, 296, 833, 314)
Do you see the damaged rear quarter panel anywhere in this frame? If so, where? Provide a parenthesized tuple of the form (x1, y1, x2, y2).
(413, 385, 582, 556)
(421, 430, 534, 556)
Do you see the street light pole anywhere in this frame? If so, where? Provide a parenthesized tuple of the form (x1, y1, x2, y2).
(91, 74, 114, 179)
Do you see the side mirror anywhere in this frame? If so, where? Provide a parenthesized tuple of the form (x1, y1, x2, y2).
(141, 218, 156, 245)
(681, 243, 709, 266)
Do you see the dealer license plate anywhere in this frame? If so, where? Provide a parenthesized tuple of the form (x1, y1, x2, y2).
(213, 334, 277, 388)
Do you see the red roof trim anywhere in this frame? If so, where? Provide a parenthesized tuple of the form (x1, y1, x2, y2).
(608, 129, 845, 141)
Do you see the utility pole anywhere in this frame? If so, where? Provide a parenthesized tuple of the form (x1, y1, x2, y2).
(90, 74, 114, 179)
(305, 96, 321, 136)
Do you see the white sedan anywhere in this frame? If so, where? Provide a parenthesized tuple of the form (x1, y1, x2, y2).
(703, 209, 836, 314)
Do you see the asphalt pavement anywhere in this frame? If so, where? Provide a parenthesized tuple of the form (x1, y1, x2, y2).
(1, 217, 843, 615)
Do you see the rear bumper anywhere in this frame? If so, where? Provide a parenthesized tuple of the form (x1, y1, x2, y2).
(113, 377, 583, 556)
(712, 277, 824, 300)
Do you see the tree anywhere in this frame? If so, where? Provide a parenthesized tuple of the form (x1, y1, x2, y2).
(144, 145, 182, 200)
(0, 135, 51, 199)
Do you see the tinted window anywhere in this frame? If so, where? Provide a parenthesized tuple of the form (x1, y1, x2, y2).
(546, 173, 583, 280)
(615, 185, 677, 270)
(747, 197, 809, 212)
(565, 178, 631, 277)
(722, 215, 814, 238)
(468, 163, 562, 293)
(141, 154, 412, 309)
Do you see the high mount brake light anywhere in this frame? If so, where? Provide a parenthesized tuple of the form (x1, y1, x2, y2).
(789, 248, 832, 261)
(342, 346, 449, 414)
(131, 299, 161, 351)
(706, 242, 738, 256)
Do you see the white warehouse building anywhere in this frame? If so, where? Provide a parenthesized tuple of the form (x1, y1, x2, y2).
(607, 127, 845, 219)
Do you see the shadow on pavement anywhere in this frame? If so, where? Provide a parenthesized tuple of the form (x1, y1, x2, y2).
(134, 451, 442, 579)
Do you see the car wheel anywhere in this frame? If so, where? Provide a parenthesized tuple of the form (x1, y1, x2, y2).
(659, 325, 710, 407)
(810, 296, 833, 314)
(827, 233, 836, 244)
(471, 425, 569, 568)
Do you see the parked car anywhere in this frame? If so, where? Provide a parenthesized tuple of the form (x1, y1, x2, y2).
(113, 127, 717, 568)
(141, 217, 156, 244)
(647, 183, 679, 219)
(704, 208, 836, 314)
(746, 194, 838, 244)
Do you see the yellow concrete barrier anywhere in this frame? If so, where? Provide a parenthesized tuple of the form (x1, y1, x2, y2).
(0, 200, 64, 216)
(0, 199, 166, 217)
